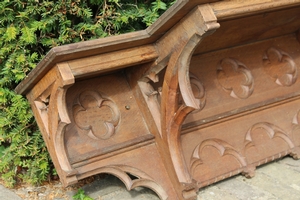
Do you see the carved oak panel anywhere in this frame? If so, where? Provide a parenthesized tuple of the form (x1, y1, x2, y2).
(16, 2, 300, 200)
(181, 98, 300, 188)
(184, 34, 300, 129)
(65, 72, 153, 165)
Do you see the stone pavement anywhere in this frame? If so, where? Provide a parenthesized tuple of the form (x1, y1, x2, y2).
(1, 156, 300, 199)
(0, 184, 22, 200)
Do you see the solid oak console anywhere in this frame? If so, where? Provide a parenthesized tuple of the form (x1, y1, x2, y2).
(16, 1, 300, 199)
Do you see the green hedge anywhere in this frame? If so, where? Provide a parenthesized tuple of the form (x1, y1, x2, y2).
(0, 0, 175, 187)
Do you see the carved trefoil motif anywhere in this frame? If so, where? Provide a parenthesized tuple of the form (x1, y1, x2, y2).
(73, 90, 120, 140)
(263, 47, 297, 86)
(190, 139, 247, 187)
(217, 58, 254, 99)
(189, 119, 300, 188)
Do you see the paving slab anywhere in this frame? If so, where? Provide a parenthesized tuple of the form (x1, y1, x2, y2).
(197, 185, 239, 200)
(236, 171, 300, 200)
(0, 184, 22, 200)
(277, 157, 300, 173)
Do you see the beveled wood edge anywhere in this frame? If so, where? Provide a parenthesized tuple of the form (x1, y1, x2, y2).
(212, 0, 300, 20)
(15, 0, 219, 95)
(15, 0, 300, 95)
(71, 134, 155, 168)
(182, 92, 300, 134)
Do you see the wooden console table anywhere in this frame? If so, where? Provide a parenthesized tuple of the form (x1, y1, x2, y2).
(16, 0, 300, 199)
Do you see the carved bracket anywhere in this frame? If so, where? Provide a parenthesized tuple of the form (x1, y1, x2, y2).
(28, 63, 77, 186)
(133, 4, 220, 198)
(159, 5, 219, 188)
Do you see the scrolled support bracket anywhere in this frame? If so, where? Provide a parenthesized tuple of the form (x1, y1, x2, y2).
(136, 4, 220, 199)
(161, 3, 220, 186)
(27, 62, 77, 186)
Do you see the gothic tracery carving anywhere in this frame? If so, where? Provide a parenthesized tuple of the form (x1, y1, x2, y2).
(73, 90, 120, 140)
(92, 165, 168, 200)
(217, 58, 254, 99)
(263, 47, 297, 86)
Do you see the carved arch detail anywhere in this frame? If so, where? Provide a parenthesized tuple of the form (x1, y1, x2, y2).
(244, 122, 296, 167)
(190, 139, 247, 174)
(83, 165, 168, 200)
(245, 122, 295, 149)
(190, 139, 247, 187)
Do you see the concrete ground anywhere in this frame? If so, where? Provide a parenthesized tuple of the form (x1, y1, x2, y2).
(1, 156, 300, 199)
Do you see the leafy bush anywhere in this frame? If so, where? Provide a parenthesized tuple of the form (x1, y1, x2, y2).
(0, 0, 175, 187)
(73, 188, 93, 200)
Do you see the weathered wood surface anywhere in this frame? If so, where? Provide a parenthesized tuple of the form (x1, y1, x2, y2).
(16, 0, 300, 199)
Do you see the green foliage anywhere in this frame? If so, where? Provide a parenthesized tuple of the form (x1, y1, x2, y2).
(73, 188, 94, 200)
(0, 0, 175, 187)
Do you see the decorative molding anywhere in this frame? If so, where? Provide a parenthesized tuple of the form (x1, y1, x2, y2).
(30, 63, 78, 186)
(189, 118, 300, 188)
(263, 47, 297, 86)
(217, 58, 254, 99)
(130, 5, 220, 198)
(190, 139, 247, 186)
(73, 90, 120, 140)
(159, 5, 220, 188)
(244, 122, 296, 166)
(291, 110, 300, 159)
(138, 69, 165, 136)
(81, 165, 168, 200)
(34, 95, 51, 137)
(245, 122, 294, 149)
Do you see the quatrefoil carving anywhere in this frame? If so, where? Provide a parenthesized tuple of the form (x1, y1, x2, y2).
(73, 91, 120, 140)
(217, 58, 254, 99)
(263, 47, 297, 86)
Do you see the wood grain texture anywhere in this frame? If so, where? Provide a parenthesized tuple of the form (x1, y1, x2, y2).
(182, 98, 300, 188)
(17, 1, 300, 199)
(212, 0, 300, 20)
(184, 34, 300, 129)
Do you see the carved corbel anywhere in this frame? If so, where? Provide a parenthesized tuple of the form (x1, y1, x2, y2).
(26, 63, 77, 186)
(133, 4, 220, 199)
(160, 4, 219, 189)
